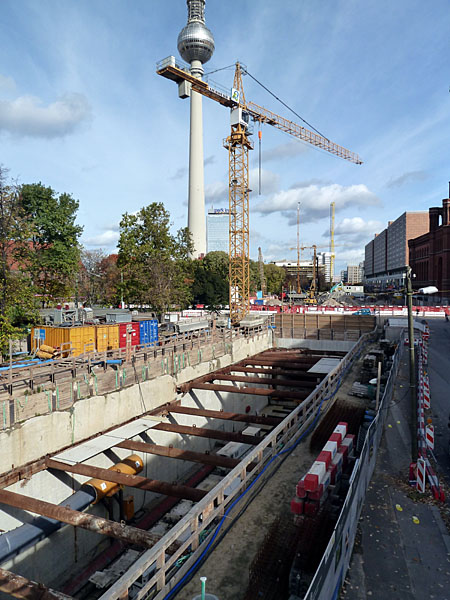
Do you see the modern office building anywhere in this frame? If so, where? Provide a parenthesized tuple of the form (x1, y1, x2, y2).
(206, 208, 229, 253)
(347, 264, 364, 284)
(364, 212, 428, 290)
(408, 187, 450, 301)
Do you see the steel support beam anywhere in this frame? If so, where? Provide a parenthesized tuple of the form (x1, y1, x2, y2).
(204, 374, 317, 389)
(0, 567, 74, 599)
(115, 439, 240, 469)
(227, 366, 324, 380)
(46, 459, 206, 502)
(191, 382, 309, 401)
(0, 489, 167, 549)
(239, 358, 318, 370)
(166, 405, 282, 426)
(152, 422, 261, 445)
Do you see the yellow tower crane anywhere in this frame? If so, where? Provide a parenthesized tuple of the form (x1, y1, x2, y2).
(157, 58, 362, 323)
(330, 201, 336, 284)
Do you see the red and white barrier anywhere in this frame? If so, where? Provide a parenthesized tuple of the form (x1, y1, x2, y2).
(417, 458, 426, 493)
(425, 424, 434, 450)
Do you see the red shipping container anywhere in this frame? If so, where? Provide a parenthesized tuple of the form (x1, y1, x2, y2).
(119, 322, 140, 348)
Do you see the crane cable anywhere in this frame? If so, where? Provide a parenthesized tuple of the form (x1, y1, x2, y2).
(243, 68, 330, 140)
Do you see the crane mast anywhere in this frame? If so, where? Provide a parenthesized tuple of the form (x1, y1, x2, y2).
(224, 63, 253, 323)
(258, 247, 266, 296)
(157, 57, 362, 323)
(330, 201, 335, 284)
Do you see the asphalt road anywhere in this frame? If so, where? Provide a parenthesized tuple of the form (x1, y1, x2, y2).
(427, 318, 450, 486)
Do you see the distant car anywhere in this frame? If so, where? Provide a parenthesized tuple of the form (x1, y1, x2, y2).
(353, 308, 372, 316)
(404, 338, 420, 347)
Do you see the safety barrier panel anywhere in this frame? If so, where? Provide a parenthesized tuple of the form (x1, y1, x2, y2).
(95, 328, 376, 599)
(296, 335, 402, 600)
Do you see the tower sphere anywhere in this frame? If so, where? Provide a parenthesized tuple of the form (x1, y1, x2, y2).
(177, 21, 215, 65)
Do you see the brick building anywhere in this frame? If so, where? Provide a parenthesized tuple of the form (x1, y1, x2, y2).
(364, 212, 428, 290)
(408, 188, 450, 300)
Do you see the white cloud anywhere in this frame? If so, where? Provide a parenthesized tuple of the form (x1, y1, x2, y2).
(254, 183, 380, 224)
(262, 140, 309, 162)
(83, 229, 119, 248)
(171, 166, 187, 181)
(386, 170, 428, 188)
(249, 168, 280, 194)
(334, 216, 382, 237)
(0, 92, 91, 138)
(205, 180, 228, 205)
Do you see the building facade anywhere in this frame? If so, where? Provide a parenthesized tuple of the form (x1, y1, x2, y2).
(408, 191, 450, 300)
(364, 212, 428, 290)
(347, 264, 364, 284)
(206, 208, 229, 253)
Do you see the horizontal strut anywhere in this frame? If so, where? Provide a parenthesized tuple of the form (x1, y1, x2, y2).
(46, 459, 206, 502)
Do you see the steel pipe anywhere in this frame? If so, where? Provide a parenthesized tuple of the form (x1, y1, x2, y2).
(0, 489, 164, 549)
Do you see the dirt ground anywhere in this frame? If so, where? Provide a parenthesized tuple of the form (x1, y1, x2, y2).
(179, 347, 376, 600)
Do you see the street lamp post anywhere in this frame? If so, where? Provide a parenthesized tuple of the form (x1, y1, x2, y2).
(405, 266, 417, 462)
(405, 265, 438, 463)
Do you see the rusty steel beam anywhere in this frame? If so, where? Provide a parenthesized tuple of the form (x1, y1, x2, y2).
(239, 358, 318, 370)
(0, 567, 74, 599)
(116, 439, 240, 469)
(152, 422, 261, 445)
(228, 366, 324, 380)
(46, 459, 206, 502)
(191, 382, 309, 401)
(0, 489, 168, 549)
(205, 374, 317, 389)
(166, 405, 282, 426)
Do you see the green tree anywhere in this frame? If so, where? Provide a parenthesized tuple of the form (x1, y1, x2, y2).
(118, 203, 193, 317)
(264, 263, 285, 295)
(0, 167, 38, 352)
(191, 251, 229, 308)
(20, 183, 83, 303)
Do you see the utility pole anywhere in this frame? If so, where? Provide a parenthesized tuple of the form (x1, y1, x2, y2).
(296, 202, 301, 294)
(406, 266, 417, 462)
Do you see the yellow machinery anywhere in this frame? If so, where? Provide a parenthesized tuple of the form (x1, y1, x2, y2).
(157, 59, 362, 323)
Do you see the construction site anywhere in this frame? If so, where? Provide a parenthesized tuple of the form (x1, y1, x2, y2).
(1, 2, 449, 600)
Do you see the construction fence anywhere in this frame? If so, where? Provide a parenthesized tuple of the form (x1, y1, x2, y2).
(0, 328, 262, 431)
(295, 333, 402, 600)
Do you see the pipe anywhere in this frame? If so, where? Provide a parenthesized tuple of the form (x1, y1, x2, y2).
(0, 490, 164, 551)
(201, 576, 207, 600)
(0, 455, 143, 565)
(0, 487, 96, 565)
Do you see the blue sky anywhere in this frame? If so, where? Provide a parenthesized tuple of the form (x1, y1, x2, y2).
(1, 0, 449, 273)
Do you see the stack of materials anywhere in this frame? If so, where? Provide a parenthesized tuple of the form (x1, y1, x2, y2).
(291, 422, 355, 517)
(35, 344, 58, 359)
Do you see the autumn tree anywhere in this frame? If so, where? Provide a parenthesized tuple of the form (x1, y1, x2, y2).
(20, 183, 83, 303)
(118, 203, 193, 317)
(0, 167, 38, 353)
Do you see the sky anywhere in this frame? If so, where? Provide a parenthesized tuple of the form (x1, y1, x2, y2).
(1, 0, 449, 274)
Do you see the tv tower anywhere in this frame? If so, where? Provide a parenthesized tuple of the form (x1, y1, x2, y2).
(178, 0, 215, 258)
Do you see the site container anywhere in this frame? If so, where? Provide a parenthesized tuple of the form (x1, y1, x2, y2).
(118, 322, 140, 348)
(31, 325, 96, 357)
(139, 319, 159, 346)
(96, 324, 120, 352)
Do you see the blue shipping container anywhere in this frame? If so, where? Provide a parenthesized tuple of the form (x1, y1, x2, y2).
(139, 319, 159, 346)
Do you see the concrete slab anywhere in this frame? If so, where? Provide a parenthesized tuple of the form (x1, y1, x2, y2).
(307, 357, 341, 374)
(53, 434, 123, 465)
